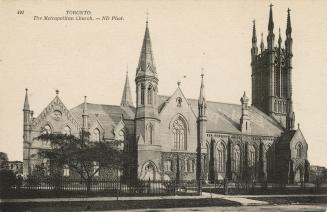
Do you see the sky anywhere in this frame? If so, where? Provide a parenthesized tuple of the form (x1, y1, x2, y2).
(0, 0, 326, 167)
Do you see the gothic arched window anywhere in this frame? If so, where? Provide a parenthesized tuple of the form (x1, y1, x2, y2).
(217, 142, 226, 172)
(92, 128, 101, 142)
(41, 125, 52, 135)
(232, 145, 241, 173)
(248, 145, 256, 168)
(266, 144, 273, 175)
(63, 126, 71, 135)
(296, 143, 303, 158)
(147, 124, 153, 144)
(147, 85, 153, 105)
(141, 84, 145, 105)
(172, 118, 187, 150)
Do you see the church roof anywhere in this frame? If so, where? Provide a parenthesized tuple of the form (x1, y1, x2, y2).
(69, 94, 283, 139)
(70, 103, 135, 139)
(158, 95, 284, 137)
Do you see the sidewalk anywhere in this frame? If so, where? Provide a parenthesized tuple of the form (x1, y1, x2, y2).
(1, 193, 326, 206)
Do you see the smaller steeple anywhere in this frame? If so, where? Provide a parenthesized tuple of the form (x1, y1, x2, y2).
(82, 96, 89, 131)
(23, 88, 30, 111)
(121, 71, 134, 107)
(240, 91, 251, 133)
(198, 73, 206, 106)
(252, 20, 257, 45)
(260, 33, 265, 53)
(198, 72, 207, 118)
(286, 8, 292, 37)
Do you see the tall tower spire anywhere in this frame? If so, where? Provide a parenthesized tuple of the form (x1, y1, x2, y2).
(136, 18, 157, 79)
(121, 70, 134, 107)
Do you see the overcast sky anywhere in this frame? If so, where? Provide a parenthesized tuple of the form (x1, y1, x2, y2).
(0, 0, 326, 166)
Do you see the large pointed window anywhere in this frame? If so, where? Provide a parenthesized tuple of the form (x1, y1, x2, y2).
(172, 117, 187, 150)
(232, 145, 241, 173)
(248, 145, 256, 168)
(92, 128, 101, 142)
(217, 142, 226, 172)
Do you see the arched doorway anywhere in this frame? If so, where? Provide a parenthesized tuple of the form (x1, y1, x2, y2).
(141, 161, 158, 180)
(294, 166, 304, 183)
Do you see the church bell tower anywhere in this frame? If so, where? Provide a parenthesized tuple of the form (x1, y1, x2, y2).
(251, 6, 295, 130)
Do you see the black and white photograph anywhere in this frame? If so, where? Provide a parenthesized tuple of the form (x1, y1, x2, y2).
(0, 0, 326, 211)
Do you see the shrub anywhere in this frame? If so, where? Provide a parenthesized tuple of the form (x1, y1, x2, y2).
(0, 169, 16, 192)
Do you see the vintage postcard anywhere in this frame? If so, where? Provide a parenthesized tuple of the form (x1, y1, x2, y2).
(0, 0, 326, 211)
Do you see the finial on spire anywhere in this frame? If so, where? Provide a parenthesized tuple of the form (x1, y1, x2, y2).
(177, 81, 181, 87)
(146, 9, 149, 25)
(55, 89, 59, 96)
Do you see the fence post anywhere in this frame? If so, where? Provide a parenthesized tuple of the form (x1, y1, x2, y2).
(224, 179, 228, 195)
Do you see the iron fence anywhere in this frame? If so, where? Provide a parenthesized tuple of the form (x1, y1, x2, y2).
(4, 177, 199, 197)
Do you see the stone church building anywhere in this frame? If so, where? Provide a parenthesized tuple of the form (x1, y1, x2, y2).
(23, 7, 309, 183)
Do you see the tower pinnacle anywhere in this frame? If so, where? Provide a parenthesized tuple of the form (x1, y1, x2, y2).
(268, 4, 274, 32)
(252, 20, 257, 44)
(286, 8, 292, 36)
(198, 73, 206, 106)
(23, 88, 30, 111)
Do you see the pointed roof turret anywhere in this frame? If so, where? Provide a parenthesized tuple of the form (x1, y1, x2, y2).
(136, 20, 157, 78)
(121, 71, 134, 107)
(198, 73, 206, 105)
(23, 88, 30, 110)
(83, 96, 88, 115)
(268, 4, 274, 32)
(286, 8, 292, 36)
(252, 20, 257, 44)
